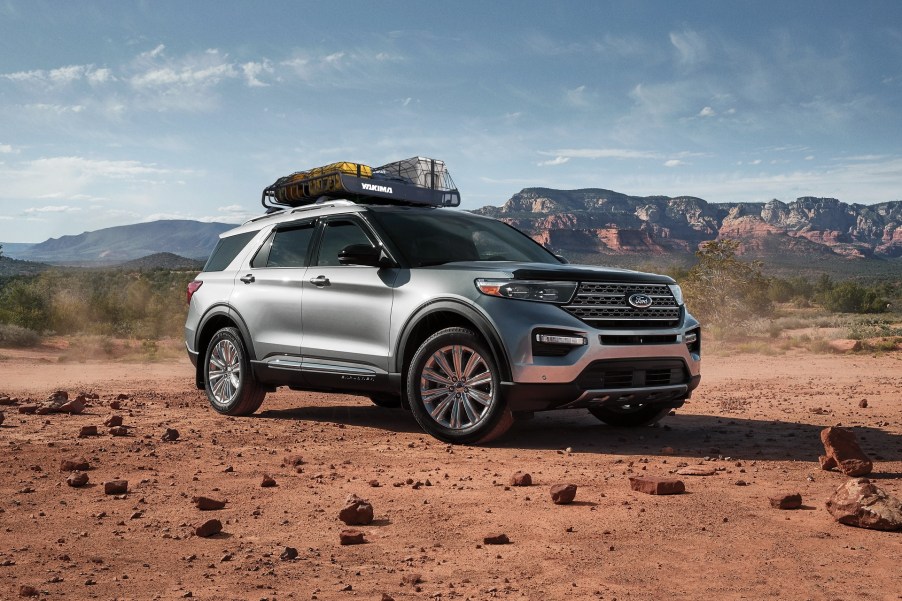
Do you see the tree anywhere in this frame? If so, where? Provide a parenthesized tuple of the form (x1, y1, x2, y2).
(682, 239, 772, 326)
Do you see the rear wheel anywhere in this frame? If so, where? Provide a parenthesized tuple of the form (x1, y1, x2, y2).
(407, 327, 512, 444)
(588, 404, 671, 427)
(204, 327, 265, 416)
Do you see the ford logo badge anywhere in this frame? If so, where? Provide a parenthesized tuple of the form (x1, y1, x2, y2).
(627, 293, 653, 309)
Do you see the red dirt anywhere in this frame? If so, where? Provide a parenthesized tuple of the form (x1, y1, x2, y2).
(1, 348, 900, 600)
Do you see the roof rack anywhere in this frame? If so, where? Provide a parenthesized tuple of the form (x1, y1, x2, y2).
(261, 157, 461, 212)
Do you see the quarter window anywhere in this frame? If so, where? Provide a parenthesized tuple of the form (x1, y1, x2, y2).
(316, 220, 374, 267)
(256, 223, 315, 268)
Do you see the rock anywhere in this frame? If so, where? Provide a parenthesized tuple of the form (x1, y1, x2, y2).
(60, 456, 90, 471)
(828, 339, 862, 353)
(339, 494, 374, 525)
(677, 466, 716, 476)
(550, 483, 577, 504)
(19, 585, 39, 597)
(629, 476, 686, 495)
(280, 547, 298, 560)
(820, 427, 873, 477)
(283, 454, 304, 467)
(78, 425, 98, 438)
(161, 428, 180, 441)
(104, 480, 128, 495)
(381, 595, 395, 601)
(339, 529, 366, 545)
(192, 496, 226, 510)
(109, 400, 122, 409)
(115, 393, 129, 401)
(769, 492, 802, 509)
(48, 390, 68, 403)
(401, 573, 422, 585)
(0, 395, 14, 405)
(67, 472, 89, 487)
(104, 415, 123, 427)
(510, 471, 532, 486)
(483, 533, 510, 545)
(0, 411, 4, 426)
(18, 405, 38, 414)
(261, 474, 277, 488)
(109, 426, 129, 437)
(58, 396, 86, 414)
(826, 478, 902, 531)
(858, 399, 868, 408)
(195, 519, 223, 537)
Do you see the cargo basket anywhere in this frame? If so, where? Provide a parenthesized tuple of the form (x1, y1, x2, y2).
(262, 157, 460, 211)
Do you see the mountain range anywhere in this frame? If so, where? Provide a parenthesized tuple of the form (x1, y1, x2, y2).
(474, 189, 901, 262)
(2, 191, 900, 271)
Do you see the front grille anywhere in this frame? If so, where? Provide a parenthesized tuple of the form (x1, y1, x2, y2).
(576, 359, 688, 390)
(563, 282, 681, 328)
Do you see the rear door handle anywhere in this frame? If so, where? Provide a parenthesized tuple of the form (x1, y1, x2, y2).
(309, 275, 330, 287)
(239, 274, 255, 284)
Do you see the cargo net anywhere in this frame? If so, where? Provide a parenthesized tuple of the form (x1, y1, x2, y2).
(262, 156, 460, 211)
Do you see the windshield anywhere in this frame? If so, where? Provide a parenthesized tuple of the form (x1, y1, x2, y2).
(369, 209, 560, 267)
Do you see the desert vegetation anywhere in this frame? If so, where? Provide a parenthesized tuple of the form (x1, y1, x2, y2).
(0, 241, 899, 355)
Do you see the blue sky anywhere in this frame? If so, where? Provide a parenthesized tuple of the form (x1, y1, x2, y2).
(1, 1, 901, 243)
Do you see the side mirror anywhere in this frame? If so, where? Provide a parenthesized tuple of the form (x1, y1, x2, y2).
(338, 244, 393, 268)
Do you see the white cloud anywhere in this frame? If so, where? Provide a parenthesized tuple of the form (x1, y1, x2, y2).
(0, 143, 17, 154)
(698, 106, 716, 117)
(538, 156, 570, 167)
(24, 205, 82, 214)
(241, 61, 273, 87)
(25, 103, 86, 114)
(670, 30, 708, 66)
(544, 148, 662, 160)
(664, 159, 685, 168)
(565, 85, 589, 107)
(2, 64, 113, 86)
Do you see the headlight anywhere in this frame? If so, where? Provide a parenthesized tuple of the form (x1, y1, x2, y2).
(668, 284, 684, 305)
(475, 279, 577, 304)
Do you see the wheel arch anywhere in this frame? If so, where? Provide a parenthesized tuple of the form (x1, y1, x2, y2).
(194, 305, 255, 389)
(394, 300, 511, 408)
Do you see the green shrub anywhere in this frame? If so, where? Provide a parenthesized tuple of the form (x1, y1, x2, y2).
(0, 323, 41, 347)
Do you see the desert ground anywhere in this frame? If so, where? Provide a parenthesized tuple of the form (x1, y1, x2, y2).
(0, 345, 900, 601)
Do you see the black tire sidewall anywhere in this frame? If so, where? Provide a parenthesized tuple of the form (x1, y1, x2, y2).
(407, 327, 506, 444)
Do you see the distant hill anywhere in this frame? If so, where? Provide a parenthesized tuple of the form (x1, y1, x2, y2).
(474, 189, 901, 277)
(115, 252, 206, 271)
(16, 220, 233, 265)
(0, 255, 51, 277)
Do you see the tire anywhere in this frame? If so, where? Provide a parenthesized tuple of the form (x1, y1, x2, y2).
(369, 393, 401, 408)
(406, 327, 512, 444)
(588, 404, 672, 427)
(203, 327, 265, 416)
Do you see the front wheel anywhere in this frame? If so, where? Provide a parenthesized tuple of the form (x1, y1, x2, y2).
(407, 327, 512, 444)
(204, 327, 265, 416)
(588, 404, 672, 427)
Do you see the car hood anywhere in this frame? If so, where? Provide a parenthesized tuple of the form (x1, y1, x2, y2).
(427, 261, 676, 285)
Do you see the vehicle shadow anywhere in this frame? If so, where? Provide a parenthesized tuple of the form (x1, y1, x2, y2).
(256, 402, 901, 464)
(496, 410, 902, 463)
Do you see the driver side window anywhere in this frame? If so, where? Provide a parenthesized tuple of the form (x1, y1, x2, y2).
(316, 219, 373, 267)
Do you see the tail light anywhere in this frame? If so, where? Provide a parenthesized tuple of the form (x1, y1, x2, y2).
(186, 280, 203, 305)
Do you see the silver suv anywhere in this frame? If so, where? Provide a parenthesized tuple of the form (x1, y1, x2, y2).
(185, 200, 701, 443)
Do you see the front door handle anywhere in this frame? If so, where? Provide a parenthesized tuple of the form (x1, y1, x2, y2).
(239, 274, 255, 284)
(309, 275, 330, 287)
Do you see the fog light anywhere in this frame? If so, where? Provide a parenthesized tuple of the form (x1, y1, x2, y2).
(535, 334, 587, 346)
(684, 332, 697, 345)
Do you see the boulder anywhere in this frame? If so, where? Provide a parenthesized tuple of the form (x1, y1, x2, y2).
(510, 471, 532, 486)
(550, 483, 577, 504)
(103, 415, 123, 427)
(0, 411, 4, 426)
(78, 425, 98, 438)
(192, 496, 226, 510)
(483, 533, 510, 545)
(339, 494, 374, 525)
(161, 428, 180, 441)
(339, 529, 366, 545)
(261, 474, 277, 487)
(820, 427, 873, 476)
(109, 426, 129, 437)
(195, 519, 223, 537)
(677, 466, 716, 476)
(60, 456, 90, 472)
(280, 547, 298, 560)
(826, 478, 902, 531)
(769, 492, 802, 509)
(67, 472, 89, 487)
(58, 396, 86, 414)
(104, 480, 128, 495)
(629, 476, 685, 495)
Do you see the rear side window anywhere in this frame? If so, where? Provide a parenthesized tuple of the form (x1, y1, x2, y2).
(254, 223, 315, 268)
(202, 231, 256, 272)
